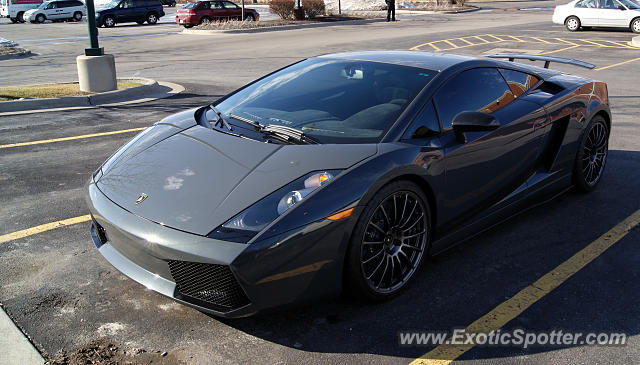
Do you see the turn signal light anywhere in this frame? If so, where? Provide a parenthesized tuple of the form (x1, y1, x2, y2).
(326, 208, 354, 221)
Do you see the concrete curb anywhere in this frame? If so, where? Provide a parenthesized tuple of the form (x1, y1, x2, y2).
(632, 36, 640, 48)
(0, 305, 44, 365)
(0, 78, 184, 115)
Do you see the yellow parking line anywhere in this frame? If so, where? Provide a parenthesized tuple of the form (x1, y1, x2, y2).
(485, 34, 505, 42)
(473, 36, 489, 43)
(443, 40, 459, 49)
(409, 208, 640, 365)
(507, 35, 525, 42)
(579, 39, 611, 48)
(554, 38, 580, 46)
(0, 127, 146, 149)
(0, 215, 92, 244)
(595, 57, 640, 71)
(539, 45, 581, 55)
(458, 38, 475, 46)
(530, 36, 554, 45)
(601, 40, 634, 49)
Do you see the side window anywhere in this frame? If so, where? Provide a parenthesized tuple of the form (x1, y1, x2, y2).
(434, 68, 514, 130)
(46, 2, 57, 9)
(403, 101, 440, 139)
(212, 1, 223, 9)
(122, 0, 134, 8)
(498, 69, 540, 97)
(599, 0, 618, 8)
(222, 1, 237, 8)
(576, 0, 597, 7)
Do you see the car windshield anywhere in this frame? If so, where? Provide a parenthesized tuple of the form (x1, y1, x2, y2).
(103, 0, 120, 8)
(38, 2, 49, 8)
(214, 58, 437, 144)
(617, 0, 639, 8)
(182, 1, 198, 8)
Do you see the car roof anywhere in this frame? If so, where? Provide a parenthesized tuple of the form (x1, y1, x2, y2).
(316, 51, 476, 72)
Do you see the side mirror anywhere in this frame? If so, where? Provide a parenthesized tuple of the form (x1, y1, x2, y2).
(452, 111, 500, 143)
(618, 5, 626, 10)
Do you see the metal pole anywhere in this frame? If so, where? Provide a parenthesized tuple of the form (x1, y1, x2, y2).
(84, 0, 103, 56)
(241, 0, 244, 20)
(338, 0, 341, 15)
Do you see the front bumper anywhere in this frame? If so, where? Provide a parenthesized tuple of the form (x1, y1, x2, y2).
(86, 180, 353, 317)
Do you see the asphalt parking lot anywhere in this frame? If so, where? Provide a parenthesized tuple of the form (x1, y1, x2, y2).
(1, 1, 639, 363)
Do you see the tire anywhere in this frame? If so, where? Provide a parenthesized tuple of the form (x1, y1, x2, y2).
(344, 180, 431, 301)
(573, 115, 609, 192)
(245, 13, 255, 21)
(171, 1, 176, 6)
(565, 16, 580, 31)
(183, 24, 193, 28)
(73, 11, 82, 21)
(36, 14, 45, 23)
(146, 12, 158, 24)
(10, 17, 18, 23)
(17, 11, 26, 23)
(199, 16, 210, 25)
(631, 18, 640, 34)
(136, 20, 145, 24)
(103, 15, 115, 27)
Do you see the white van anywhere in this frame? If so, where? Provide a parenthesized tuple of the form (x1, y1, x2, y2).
(23, 0, 86, 22)
(0, 0, 44, 23)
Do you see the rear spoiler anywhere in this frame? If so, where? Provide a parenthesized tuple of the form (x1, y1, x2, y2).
(486, 54, 595, 69)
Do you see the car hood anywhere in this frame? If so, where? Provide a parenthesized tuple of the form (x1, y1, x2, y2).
(96, 119, 377, 236)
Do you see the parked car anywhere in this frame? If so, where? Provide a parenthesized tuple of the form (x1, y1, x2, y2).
(160, 0, 176, 6)
(86, 51, 611, 317)
(96, 0, 165, 27)
(23, 0, 85, 23)
(553, 0, 640, 32)
(176, 0, 258, 27)
(0, 0, 44, 23)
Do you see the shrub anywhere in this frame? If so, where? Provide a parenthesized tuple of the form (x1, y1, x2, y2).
(269, 0, 295, 19)
(304, 0, 326, 18)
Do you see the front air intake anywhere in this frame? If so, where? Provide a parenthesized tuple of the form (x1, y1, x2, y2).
(168, 260, 250, 312)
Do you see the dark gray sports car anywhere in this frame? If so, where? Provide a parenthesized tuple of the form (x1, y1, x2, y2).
(86, 51, 611, 318)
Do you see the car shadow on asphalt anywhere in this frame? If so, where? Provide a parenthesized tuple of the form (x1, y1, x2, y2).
(214, 149, 640, 360)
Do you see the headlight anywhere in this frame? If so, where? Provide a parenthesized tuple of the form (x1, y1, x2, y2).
(208, 170, 340, 243)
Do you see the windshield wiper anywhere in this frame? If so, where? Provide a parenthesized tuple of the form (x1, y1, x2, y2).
(229, 113, 264, 130)
(262, 124, 319, 145)
(209, 105, 233, 131)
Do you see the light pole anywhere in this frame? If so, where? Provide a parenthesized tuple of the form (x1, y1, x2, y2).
(84, 0, 102, 56)
(76, 0, 117, 92)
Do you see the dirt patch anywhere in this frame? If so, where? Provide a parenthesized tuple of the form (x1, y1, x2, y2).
(0, 45, 31, 59)
(46, 337, 184, 365)
(193, 15, 381, 30)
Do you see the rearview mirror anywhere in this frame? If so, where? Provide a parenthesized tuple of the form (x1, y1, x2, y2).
(452, 111, 500, 143)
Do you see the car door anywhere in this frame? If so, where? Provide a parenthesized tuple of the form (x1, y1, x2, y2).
(573, 0, 599, 26)
(598, 0, 629, 26)
(434, 67, 548, 227)
(58, 1, 73, 18)
(133, 0, 148, 20)
(222, 0, 240, 20)
(44, 1, 61, 19)
(116, 0, 134, 21)
(210, 1, 224, 20)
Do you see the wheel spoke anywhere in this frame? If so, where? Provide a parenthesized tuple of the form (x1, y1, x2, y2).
(378, 204, 391, 228)
(363, 249, 384, 265)
(400, 200, 418, 228)
(398, 194, 409, 226)
(365, 252, 386, 279)
(369, 222, 386, 235)
(401, 243, 422, 252)
(375, 257, 390, 289)
(398, 250, 415, 270)
(363, 241, 384, 245)
(402, 213, 424, 233)
(404, 229, 426, 240)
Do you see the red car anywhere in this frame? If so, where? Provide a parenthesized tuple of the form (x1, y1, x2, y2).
(176, 0, 259, 27)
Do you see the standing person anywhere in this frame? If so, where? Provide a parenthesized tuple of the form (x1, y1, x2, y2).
(386, 0, 396, 22)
